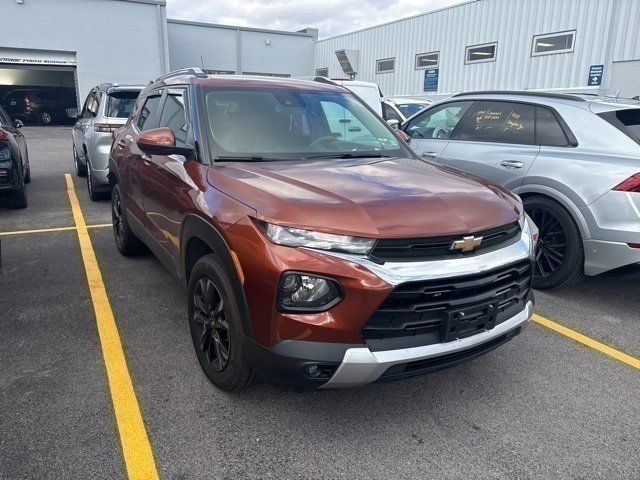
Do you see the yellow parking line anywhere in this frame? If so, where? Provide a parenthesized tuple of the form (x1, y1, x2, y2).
(64, 174, 159, 480)
(0, 224, 111, 237)
(532, 313, 640, 370)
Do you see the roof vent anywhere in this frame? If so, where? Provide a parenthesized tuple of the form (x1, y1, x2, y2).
(335, 50, 359, 79)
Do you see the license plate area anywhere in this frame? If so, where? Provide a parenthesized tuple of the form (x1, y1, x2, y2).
(443, 302, 498, 342)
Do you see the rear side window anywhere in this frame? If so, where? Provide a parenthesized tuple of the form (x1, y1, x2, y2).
(598, 109, 640, 145)
(158, 90, 188, 145)
(458, 101, 535, 145)
(107, 91, 140, 119)
(136, 95, 161, 131)
(535, 107, 570, 146)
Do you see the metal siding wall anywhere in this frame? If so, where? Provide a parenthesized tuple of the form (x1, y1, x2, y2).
(315, 0, 634, 96)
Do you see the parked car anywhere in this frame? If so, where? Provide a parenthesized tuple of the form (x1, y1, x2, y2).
(0, 104, 30, 208)
(401, 90, 640, 289)
(313, 77, 406, 126)
(110, 69, 537, 391)
(2, 88, 76, 125)
(385, 96, 435, 119)
(72, 84, 144, 200)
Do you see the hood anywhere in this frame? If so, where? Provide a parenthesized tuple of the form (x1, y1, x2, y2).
(207, 157, 522, 238)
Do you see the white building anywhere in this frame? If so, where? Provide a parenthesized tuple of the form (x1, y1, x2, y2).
(0, 0, 316, 115)
(315, 0, 640, 98)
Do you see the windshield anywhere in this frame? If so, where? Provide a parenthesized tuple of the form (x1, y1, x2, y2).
(203, 87, 409, 161)
(107, 91, 140, 119)
(397, 103, 429, 118)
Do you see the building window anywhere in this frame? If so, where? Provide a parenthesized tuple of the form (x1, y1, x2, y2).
(376, 58, 395, 74)
(415, 52, 439, 70)
(315, 67, 329, 77)
(532, 30, 576, 56)
(465, 42, 497, 64)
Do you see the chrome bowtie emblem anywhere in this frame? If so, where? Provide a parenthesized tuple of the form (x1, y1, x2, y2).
(450, 235, 483, 252)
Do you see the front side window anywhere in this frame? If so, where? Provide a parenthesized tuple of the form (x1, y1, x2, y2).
(532, 31, 576, 56)
(458, 101, 535, 145)
(376, 58, 395, 74)
(106, 91, 140, 119)
(465, 42, 497, 64)
(136, 95, 162, 131)
(158, 90, 188, 145)
(382, 103, 402, 122)
(405, 101, 473, 140)
(203, 88, 408, 160)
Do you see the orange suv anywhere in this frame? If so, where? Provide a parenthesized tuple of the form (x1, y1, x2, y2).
(109, 69, 537, 390)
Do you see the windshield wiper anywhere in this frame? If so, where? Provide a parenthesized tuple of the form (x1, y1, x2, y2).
(304, 152, 394, 160)
(214, 156, 282, 162)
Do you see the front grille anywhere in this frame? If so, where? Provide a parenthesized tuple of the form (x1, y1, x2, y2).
(362, 260, 532, 351)
(369, 222, 520, 262)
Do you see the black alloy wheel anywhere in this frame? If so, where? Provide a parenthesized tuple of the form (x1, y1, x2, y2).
(112, 187, 125, 244)
(111, 183, 143, 255)
(192, 278, 231, 372)
(524, 196, 585, 289)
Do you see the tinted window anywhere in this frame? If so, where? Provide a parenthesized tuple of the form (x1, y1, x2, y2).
(536, 107, 569, 146)
(406, 101, 473, 140)
(106, 91, 140, 119)
(458, 101, 535, 145)
(158, 91, 188, 145)
(598, 109, 640, 145)
(0, 106, 11, 126)
(382, 103, 402, 122)
(136, 95, 161, 131)
(397, 103, 429, 118)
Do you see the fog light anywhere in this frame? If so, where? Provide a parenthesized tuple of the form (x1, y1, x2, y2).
(278, 273, 342, 311)
(307, 365, 320, 377)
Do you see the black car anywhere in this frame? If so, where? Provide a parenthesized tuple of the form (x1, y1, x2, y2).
(2, 88, 76, 125)
(0, 105, 30, 208)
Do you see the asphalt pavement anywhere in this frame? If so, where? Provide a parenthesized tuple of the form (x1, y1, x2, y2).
(1, 127, 638, 480)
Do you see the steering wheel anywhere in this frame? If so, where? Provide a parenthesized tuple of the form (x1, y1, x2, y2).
(309, 135, 339, 148)
(433, 125, 452, 139)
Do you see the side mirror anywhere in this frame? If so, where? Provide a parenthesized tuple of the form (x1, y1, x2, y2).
(13, 119, 23, 129)
(137, 127, 194, 157)
(66, 108, 79, 120)
(386, 119, 400, 130)
(395, 129, 410, 143)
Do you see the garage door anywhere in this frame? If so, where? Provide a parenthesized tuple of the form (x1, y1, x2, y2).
(0, 48, 78, 125)
(610, 60, 640, 99)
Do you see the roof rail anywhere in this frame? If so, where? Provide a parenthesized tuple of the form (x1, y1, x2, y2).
(313, 76, 338, 85)
(452, 90, 586, 102)
(155, 67, 208, 83)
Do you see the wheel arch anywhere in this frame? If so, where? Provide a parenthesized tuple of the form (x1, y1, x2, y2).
(515, 184, 591, 241)
(180, 214, 253, 338)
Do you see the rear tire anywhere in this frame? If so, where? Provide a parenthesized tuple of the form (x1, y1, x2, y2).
(188, 254, 256, 391)
(9, 183, 28, 209)
(87, 162, 107, 201)
(39, 111, 53, 125)
(524, 196, 585, 289)
(111, 183, 144, 256)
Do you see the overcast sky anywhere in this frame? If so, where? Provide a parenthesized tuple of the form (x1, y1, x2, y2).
(166, 0, 466, 39)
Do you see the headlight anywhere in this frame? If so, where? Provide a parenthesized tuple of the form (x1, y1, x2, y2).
(278, 272, 342, 311)
(0, 147, 10, 164)
(256, 220, 376, 255)
(519, 211, 539, 259)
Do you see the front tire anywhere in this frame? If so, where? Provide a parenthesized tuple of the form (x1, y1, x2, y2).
(9, 183, 28, 209)
(111, 183, 144, 255)
(74, 145, 87, 177)
(524, 196, 585, 289)
(188, 254, 256, 391)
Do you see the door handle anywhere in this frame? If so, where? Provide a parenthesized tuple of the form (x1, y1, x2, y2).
(116, 139, 127, 148)
(421, 151, 439, 158)
(500, 160, 524, 169)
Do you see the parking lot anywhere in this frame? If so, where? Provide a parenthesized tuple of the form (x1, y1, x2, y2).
(0, 127, 638, 479)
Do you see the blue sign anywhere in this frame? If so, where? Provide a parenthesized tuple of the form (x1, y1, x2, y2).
(423, 68, 439, 92)
(588, 64, 604, 86)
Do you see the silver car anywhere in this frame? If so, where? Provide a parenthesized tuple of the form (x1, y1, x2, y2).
(72, 84, 144, 200)
(401, 91, 640, 289)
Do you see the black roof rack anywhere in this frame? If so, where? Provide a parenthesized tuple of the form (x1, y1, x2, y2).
(155, 67, 208, 83)
(452, 90, 585, 102)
